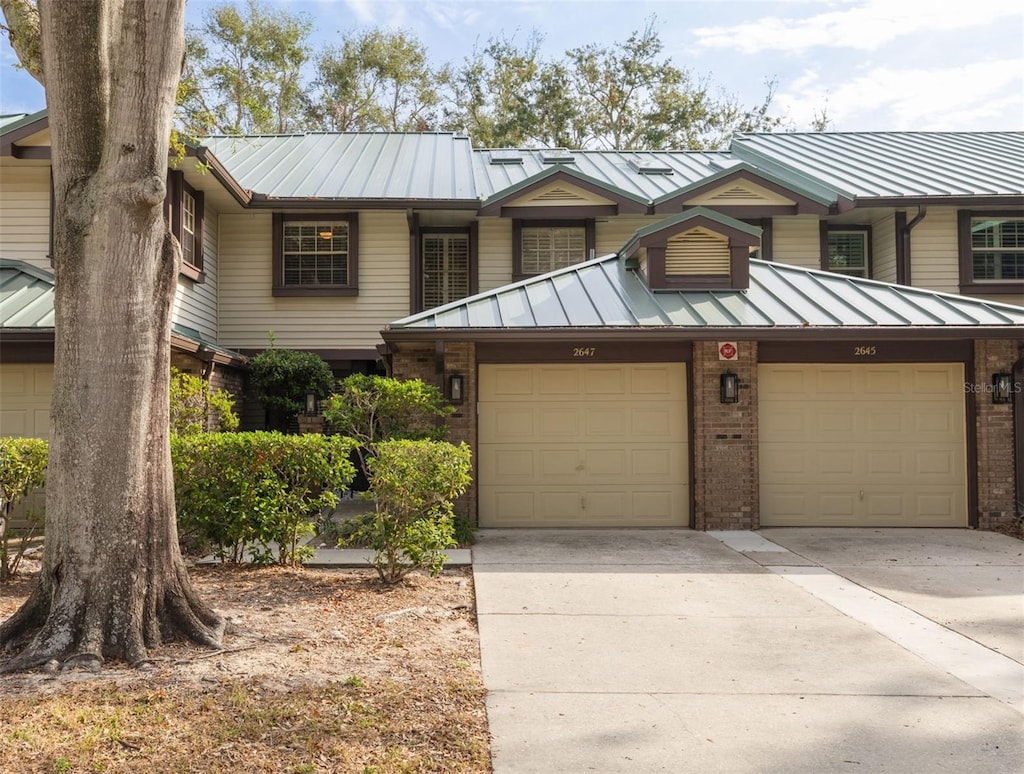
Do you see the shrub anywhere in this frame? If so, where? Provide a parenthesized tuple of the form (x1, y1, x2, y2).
(172, 432, 355, 565)
(249, 338, 334, 427)
(0, 437, 48, 581)
(343, 439, 472, 584)
(322, 375, 453, 470)
(169, 367, 239, 435)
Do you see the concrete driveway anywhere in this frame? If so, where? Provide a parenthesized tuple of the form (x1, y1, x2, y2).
(472, 529, 1024, 773)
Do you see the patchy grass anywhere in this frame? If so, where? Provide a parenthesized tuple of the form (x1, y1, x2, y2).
(0, 565, 491, 773)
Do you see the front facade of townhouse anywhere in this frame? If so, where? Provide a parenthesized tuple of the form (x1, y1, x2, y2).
(1, 113, 1021, 530)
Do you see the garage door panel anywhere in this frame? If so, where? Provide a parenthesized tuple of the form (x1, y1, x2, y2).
(760, 363, 966, 528)
(479, 363, 689, 528)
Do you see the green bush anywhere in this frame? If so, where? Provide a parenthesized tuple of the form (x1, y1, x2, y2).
(172, 432, 355, 565)
(0, 437, 48, 581)
(169, 367, 239, 435)
(249, 339, 334, 427)
(343, 439, 472, 584)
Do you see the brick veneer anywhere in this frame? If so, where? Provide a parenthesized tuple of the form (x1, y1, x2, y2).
(691, 341, 759, 530)
(974, 338, 1020, 529)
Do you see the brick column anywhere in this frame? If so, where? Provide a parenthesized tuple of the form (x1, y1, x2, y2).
(691, 341, 759, 530)
(974, 339, 1019, 530)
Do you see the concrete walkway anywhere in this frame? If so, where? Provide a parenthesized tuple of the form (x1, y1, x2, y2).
(472, 529, 1024, 773)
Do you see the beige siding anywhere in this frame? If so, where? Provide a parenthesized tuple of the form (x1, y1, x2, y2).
(595, 216, 659, 255)
(771, 216, 820, 270)
(478, 218, 513, 292)
(686, 180, 795, 207)
(218, 210, 410, 351)
(0, 163, 50, 268)
(908, 208, 959, 294)
(872, 213, 897, 283)
(171, 200, 219, 339)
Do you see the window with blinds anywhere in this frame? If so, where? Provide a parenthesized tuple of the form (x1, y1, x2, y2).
(827, 230, 868, 277)
(971, 217, 1024, 280)
(423, 233, 470, 308)
(282, 222, 349, 286)
(520, 226, 586, 274)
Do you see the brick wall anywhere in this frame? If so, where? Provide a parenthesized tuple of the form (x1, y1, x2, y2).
(691, 341, 759, 530)
(974, 339, 1020, 529)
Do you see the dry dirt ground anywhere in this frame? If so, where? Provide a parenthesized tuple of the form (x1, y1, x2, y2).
(0, 561, 490, 774)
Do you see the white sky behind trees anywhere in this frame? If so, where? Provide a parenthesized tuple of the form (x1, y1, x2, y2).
(2, 0, 1022, 135)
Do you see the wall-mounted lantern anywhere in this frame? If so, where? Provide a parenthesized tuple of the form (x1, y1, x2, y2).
(448, 374, 465, 404)
(992, 373, 1013, 404)
(720, 372, 739, 404)
(305, 391, 318, 415)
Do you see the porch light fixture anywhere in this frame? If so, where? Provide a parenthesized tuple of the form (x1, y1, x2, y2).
(305, 391, 318, 415)
(448, 374, 465, 404)
(992, 373, 1013, 404)
(720, 372, 739, 404)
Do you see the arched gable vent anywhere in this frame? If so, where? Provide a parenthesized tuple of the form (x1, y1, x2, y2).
(665, 228, 730, 276)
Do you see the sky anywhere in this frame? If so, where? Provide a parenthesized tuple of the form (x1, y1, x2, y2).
(1, 0, 1022, 135)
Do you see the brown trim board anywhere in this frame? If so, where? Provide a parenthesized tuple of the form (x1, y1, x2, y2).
(476, 341, 693, 363)
(758, 340, 974, 363)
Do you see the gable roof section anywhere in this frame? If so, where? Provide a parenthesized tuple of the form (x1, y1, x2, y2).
(386, 253, 1024, 337)
(652, 162, 834, 214)
(479, 165, 649, 215)
(619, 208, 761, 258)
(0, 109, 50, 157)
(0, 259, 55, 329)
(731, 131, 1024, 203)
(199, 132, 479, 205)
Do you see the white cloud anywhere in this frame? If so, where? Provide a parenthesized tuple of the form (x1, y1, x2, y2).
(694, 0, 1023, 54)
(341, 0, 378, 24)
(776, 59, 1024, 131)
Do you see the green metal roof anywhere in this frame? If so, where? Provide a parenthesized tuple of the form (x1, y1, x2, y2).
(199, 132, 479, 202)
(387, 252, 1024, 334)
(479, 164, 650, 211)
(0, 259, 55, 329)
(0, 109, 47, 136)
(731, 132, 1024, 200)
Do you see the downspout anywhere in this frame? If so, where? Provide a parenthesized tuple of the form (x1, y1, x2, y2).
(897, 205, 927, 285)
(1014, 348, 1024, 521)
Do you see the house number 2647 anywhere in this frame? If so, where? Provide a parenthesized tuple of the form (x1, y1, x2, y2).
(573, 347, 597, 358)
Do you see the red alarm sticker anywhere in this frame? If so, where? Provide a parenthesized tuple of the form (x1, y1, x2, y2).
(718, 342, 738, 361)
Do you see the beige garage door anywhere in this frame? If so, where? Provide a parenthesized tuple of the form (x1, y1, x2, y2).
(759, 363, 967, 527)
(478, 363, 689, 527)
(1, 363, 52, 439)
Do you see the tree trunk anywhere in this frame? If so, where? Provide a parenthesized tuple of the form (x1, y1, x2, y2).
(0, 0, 224, 672)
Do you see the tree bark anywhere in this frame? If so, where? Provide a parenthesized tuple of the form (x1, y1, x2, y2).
(0, 0, 224, 671)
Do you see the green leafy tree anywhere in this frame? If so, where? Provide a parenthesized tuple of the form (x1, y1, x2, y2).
(169, 368, 239, 435)
(0, 438, 48, 582)
(322, 375, 453, 470)
(248, 340, 334, 429)
(345, 439, 471, 584)
(311, 28, 442, 131)
(179, 0, 313, 135)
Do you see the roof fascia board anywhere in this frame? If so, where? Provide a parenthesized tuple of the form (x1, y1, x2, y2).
(0, 258, 54, 284)
(652, 163, 832, 214)
(0, 109, 49, 156)
(852, 195, 1024, 209)
(185, 146, 253, 207)
(246, 195, 482, 211)
(479, 166, 649, 215)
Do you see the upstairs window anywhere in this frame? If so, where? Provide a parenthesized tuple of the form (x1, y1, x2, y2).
(821, 225, 871, 278)
(968, 216, 1024, 281)
(167, 171, 204, 281)
(272, 214, 358, 297)
(422, 232, 470, 308)
(513, 219, 595, 279)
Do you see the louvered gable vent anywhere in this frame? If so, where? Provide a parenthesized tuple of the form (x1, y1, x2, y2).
(665, 228, 730, 276)
(709, 184, 769, 202)
(533, 186, 587, 203)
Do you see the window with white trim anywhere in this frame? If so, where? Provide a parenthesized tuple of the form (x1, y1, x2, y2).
(282, 222, 350, 287)
(826, 229, 869, 278)
(969, 216, 1024, 281)
(520, 226, 586, 274)
(422, 232, 470, 308)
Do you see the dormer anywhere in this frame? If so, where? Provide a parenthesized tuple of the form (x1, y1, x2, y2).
(479, 166, 648, 218)
(652, 162, 832, 216)
(619, 208, 760, 291)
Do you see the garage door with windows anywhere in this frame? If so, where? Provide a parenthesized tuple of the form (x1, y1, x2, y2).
(478, 363, 689, 527)
(759, 363, 968, 527)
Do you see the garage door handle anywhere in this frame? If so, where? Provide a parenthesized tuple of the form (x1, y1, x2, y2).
(859, 490, 864, 501)
(575, 464, 585, 472)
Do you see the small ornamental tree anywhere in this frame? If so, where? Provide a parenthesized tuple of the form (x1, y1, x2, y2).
(249, 338, 334, 429)
(169, 368, 239, 435)
(322, 375, 453, 469)
(344, 439, 472, 584)
(0, 438, 49, 582)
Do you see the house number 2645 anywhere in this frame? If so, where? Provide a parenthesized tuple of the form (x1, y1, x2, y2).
(573, 347, 597, 358)
(853, 346, 877, 356)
